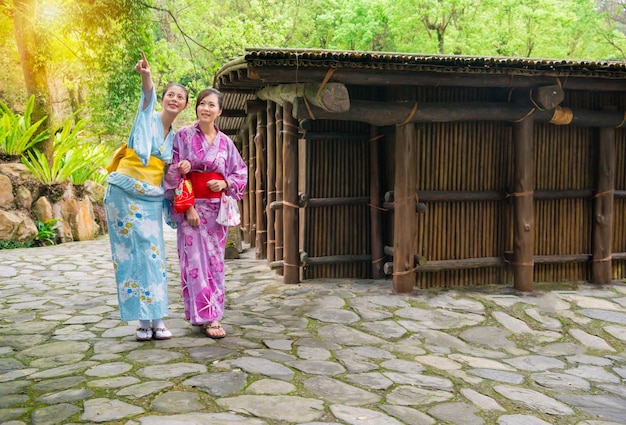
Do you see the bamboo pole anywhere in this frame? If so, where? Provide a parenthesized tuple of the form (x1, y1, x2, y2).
(512, 118, 535, 292)
(592, 125, 616, 284)
(392, 123, 417, 293)
(282, 102, 299, 283)
(370, 123, 384, 278)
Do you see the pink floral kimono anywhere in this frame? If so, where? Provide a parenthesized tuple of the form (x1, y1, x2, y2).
(164, 123, 247, 325)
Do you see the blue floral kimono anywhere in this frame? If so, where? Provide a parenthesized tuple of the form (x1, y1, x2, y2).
(104, 87, 174, 322)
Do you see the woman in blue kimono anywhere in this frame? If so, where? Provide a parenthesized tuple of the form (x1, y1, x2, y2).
(105, 51, 188, 341)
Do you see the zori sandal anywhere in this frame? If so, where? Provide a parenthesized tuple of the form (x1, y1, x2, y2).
(153, 327, 172, 340)
(136, 327, 153, 341)
(203, 322, 226, 339)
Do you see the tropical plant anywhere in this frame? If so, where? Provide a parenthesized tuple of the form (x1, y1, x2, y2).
(68, 142, 114, 185)
(0, 96, 50, 159)
(21, 115, 89, 185)
(34, 218, 61, 246)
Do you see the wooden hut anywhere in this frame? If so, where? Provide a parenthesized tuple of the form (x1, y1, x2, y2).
(213, 48, 626, 293)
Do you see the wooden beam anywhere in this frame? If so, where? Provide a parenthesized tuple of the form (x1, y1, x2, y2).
(266, 101, 277, 265)
(247, 66, 626, 92)
(293, 99, 626, 128)
(509, 85, 565, 110)
(241, 127, 251, 245)
(282, 102, 300, 284)
(256, 82, 350, 112)
(512, 118, 535, 292)
(275, 105, 284, 275)
(392, 123, 417, 293)
(255, 111, 267, 259)
(592, 125, 616, 284)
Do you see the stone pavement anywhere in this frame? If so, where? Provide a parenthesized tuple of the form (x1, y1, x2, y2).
(1, 228, 626, 425)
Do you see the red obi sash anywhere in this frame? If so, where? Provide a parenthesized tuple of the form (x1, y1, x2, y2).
(188, 171, 224, 199)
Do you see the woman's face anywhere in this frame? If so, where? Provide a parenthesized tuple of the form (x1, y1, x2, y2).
(162, 86, 188, 115)
(196, 93, 222, 124)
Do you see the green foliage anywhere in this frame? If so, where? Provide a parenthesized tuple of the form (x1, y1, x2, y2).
(20, 115, 106, 186)
(0, 96, 50, 159)
(69, 141, 113, 185)
(34, 218, 61, 246)
(0, 240, 35, 250)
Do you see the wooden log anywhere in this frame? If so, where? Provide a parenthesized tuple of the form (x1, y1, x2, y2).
(509, 85, 565, 110)
(386, 189, 594, 203)
(505, 252, 592, 264)
(293, 99, 626, 128)
(241, 127, 251, 244)
(615, 190, 626, 198)
(612, 252, 626, 260)
(300, 253, 372, 265)
(255, 111, 267, 259)
(385, 257, 506, 274)
(256, 83, 350, 112)
(301, 196, 370, 207)
(392, 123, 417, 293)
(266, 101, 276, 264)
(275, 106, 284, 274)
(248, 117, 256, 248)
(383, 245, 427, 266)
(592, 125, 616, 284)
(247, 66, 626, 93)
(512, 118, 535, 292)
(282, 102, 300, 283)
(384, 253, 598, 275)
(382, 202, 426, 213)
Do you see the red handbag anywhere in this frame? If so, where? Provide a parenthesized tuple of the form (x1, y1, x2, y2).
(173, 178, 194, 214)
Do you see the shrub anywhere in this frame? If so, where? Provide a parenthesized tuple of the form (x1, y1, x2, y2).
(34, 218, 61, 246)
(0, 96, 50, 160)
(21, 115, 113, 186)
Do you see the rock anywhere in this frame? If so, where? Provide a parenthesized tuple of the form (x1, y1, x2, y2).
(0, 174, 14, 208)
(32, 196, 54, 222)
(0, 209, 37, 241)
(15, 185, 33, 209)
(84, 180, 105, 204)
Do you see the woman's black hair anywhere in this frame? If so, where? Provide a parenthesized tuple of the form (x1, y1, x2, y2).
(195, 88, 223, 118)
(161, 83, 189, 104)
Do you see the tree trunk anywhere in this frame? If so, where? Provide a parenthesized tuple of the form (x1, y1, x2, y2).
(13, 0, 54, 164)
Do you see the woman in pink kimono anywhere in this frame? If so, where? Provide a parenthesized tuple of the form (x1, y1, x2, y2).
(164, 88, 247, 338)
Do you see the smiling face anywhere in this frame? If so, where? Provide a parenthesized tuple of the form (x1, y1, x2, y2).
(196, 92, 222, 124)
(161, 85, 188, 115)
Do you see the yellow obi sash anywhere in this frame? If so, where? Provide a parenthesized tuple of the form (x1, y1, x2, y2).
(108, 145, 165, 186)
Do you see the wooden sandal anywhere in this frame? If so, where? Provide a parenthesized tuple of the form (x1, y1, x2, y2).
(203, 322, 226, 339)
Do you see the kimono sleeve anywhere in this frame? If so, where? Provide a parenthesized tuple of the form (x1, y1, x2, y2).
(128, 86, 157, 166)
(224, 136, 248, 201)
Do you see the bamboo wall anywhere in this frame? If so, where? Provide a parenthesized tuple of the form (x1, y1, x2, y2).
(239, 85, 626, 289)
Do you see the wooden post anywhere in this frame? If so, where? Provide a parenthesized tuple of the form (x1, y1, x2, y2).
(241, 127, 250, 244)
(248, 117, 256, 248)
(266, 101, 276, 264)
(255, 111, 267, 259)
(370, 124, 384, 278)
(512, 118, 535, 292)
(275, 105, 284, 275)
(282, 102, 299, 283)
(592, 125, 616, 284)
(392, 123, 417, 293)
